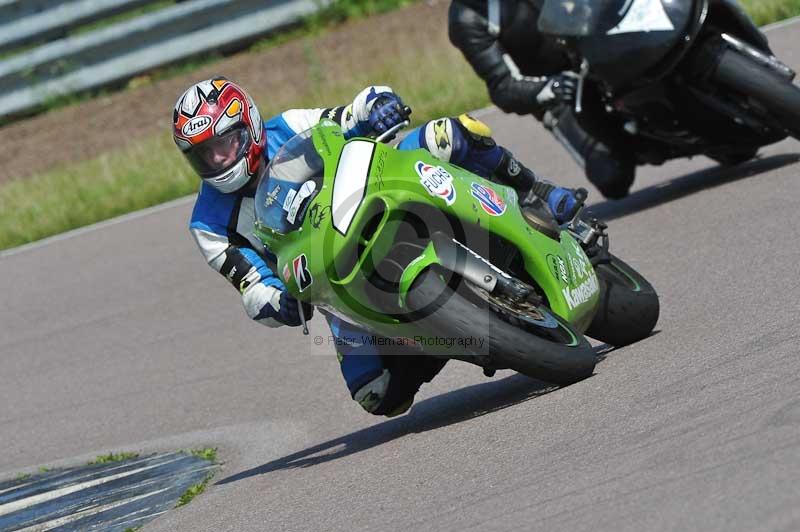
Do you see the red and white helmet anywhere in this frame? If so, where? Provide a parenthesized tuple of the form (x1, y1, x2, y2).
(173, 77, 265, 193)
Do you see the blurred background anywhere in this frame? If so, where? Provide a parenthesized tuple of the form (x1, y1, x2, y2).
(0, 0, 794, 251)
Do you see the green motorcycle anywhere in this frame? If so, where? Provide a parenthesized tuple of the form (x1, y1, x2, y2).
(254, 120, 659, 385)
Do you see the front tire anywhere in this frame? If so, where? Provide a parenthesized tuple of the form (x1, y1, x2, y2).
(406, 269, 596, 385)
(585, 254, 659, 347)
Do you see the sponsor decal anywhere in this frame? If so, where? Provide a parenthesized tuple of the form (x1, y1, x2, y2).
(309, 203, 331, 229)
(470, 182, 506, 216)
(433, 119, 450, 151)
(282, 263, 291, 283)
(507, 157, 521, 177)
(292, 254, 313, 292)
(547, 254, 570, 285)
(562, 274, 599, 310)
(568, 240, 591, 280)
(264, 184, 281, 207)
(182, 115, 212, 137)
(416, 161, 456, 205)
(282, 189, 296, 211)
(374, 150, 387, 188)
(286, 180, 317, 224)
(226, 265, 237, 283)
(560, 241, 598, 309)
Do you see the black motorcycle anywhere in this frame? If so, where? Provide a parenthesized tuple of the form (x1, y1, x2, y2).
(539, 0, 800, 166)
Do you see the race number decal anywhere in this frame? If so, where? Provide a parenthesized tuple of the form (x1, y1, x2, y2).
(292, 254, 313, 292)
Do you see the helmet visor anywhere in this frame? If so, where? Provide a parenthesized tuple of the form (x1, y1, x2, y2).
(185, 126, 251, 178)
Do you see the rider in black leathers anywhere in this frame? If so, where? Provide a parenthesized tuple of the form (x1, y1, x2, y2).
(448, 0, 636, 198)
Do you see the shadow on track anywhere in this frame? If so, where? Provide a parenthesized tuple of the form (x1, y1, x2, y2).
(586, 153, 800, 221)
(217, 362, 586, 485)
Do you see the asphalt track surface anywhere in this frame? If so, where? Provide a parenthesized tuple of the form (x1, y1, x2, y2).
(2, 21, 800, 532)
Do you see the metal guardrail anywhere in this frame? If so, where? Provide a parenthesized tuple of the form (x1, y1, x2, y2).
(0, 0, 326, 120)
(0, 0, 161, 53)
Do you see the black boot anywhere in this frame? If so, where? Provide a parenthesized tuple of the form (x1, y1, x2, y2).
(545, 107, 635, 199)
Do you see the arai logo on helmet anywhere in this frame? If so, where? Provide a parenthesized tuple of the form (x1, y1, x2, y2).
(416, 161, 456, 206)
(182, 115, 212, 137)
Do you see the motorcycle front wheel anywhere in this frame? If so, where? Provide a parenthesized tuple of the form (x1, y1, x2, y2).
(405, 268, 596, 385)
(585, 254, 659, 347)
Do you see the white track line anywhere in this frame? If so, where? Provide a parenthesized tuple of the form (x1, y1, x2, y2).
(0, 456, 184, 517)
(15, 488, 170, 532)
(2, 15, 798, 259)
(763, 14, 800, 32)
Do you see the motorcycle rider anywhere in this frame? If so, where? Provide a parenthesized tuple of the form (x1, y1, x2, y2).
(174, 77, 584, 417)
(448, 0, 637, 198)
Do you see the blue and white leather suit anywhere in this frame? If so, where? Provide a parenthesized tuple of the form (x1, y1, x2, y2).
(189, 86, 571, 417)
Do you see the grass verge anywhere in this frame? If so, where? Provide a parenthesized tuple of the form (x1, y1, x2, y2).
(175, 447, 218, 508)
(88, 451, 140, 465)
(0, 1, 797, 250)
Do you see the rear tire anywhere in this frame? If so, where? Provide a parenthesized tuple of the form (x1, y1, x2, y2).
(406, 269, 596, 385)
(708, 147, 759, 166)
(712, 47, 800, 139)
(585, 255, 659, 347)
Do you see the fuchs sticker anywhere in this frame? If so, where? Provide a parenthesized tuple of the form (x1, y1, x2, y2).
(182, 115, 212, 137)
(471, 182, 506, 216)
(282, 263, 291, 283)
(292, 254, 313, 292)
(416, 161, 456, 206)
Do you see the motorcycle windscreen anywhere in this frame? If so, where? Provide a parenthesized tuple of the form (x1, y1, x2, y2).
(255, 128, 324, 235)
(540, 0, 682, 37)
(538, 0, 628, 36)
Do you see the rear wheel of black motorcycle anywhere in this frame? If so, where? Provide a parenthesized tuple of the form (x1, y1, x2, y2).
(405, 268, 596, 385)
(712, 47, 800, 139)
(585, 254, 659, 347)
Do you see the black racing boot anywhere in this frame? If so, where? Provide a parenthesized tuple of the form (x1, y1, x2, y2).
(544, 107, 635, 199)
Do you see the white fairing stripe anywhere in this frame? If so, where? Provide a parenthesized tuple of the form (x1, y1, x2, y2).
(607, 0, 674, 35)
(332, 141, 374, 234)
(190, 227, 229, 270)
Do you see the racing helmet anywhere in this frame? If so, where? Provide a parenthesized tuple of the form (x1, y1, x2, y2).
(173, 77, 265, 193)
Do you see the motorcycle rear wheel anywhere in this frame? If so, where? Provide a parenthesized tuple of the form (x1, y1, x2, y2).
(712, 47, 800, 139)
(405, 268, 596, 385)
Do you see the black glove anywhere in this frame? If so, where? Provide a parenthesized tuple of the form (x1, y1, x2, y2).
(254, 289, 314, 327)
(535, 71, 580, 108)
(279, 291, 314, 327)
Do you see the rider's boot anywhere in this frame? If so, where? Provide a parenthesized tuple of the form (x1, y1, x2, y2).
(544, 107, 635, 200)
(491, 145, 586, 222)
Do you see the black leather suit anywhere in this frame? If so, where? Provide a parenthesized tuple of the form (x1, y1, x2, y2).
(448, 0, 636, 198)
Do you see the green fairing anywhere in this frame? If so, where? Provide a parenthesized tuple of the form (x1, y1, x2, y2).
(253, 121, 600, 339)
